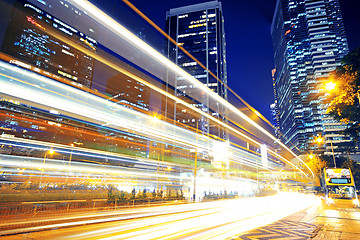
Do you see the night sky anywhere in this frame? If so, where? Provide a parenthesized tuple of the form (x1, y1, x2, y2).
(130, 0, 360, 120)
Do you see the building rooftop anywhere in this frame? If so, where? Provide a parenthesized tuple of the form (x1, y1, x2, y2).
(166, 1, 221, 18)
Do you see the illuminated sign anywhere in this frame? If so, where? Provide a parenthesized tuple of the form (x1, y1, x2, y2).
(325, 168, 353, 186)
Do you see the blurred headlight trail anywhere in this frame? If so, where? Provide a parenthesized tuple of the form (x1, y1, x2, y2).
(4, 193, 320, 239)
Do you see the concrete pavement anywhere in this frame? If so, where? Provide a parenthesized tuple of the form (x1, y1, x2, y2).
(232, 197, 360, 240)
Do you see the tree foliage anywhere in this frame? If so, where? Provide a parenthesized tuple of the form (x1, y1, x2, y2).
(306, 155, 328, 176)
(327, 47, 360, 140)
(305, 155, 328, 186)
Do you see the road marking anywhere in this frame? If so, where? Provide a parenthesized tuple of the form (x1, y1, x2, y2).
(231, 220, 318, 240)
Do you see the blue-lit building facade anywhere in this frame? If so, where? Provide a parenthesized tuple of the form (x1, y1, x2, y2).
(165, 1, 228, 138)
(271, 0, 349, 155)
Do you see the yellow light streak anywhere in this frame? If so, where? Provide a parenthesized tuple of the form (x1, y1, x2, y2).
(66, 0, 314, 178)
(56, 193, 319, 240)
(122, 0, 273, 128)
(0, 4, 312, 177)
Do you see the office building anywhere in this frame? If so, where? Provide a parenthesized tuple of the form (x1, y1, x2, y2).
(271, 0, 349, 154)
(165, 0, 228, 138)
(0, 0, 149, 156)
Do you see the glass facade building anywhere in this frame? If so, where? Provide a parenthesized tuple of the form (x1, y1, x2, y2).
(165, 1, 227, 138)
(271, 0, 349, 155)
(0, 0, 151, 154)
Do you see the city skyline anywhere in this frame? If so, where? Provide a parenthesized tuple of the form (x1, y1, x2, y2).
(0, 1, 359, 236)
(131, 0, 360, 121)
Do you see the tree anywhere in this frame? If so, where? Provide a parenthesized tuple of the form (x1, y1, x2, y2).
(327, 47, 360, 140)
(142, 188, 147, 199)
(131, 188, 136, 199)
(305, 154, 328, 186)
(341, 158, 360, 188)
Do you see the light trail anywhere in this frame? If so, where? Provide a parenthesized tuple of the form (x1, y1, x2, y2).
(121, 0, 273, 129)
(0, 60, 306, 179)
(0, 193, 320, 239)
(0, 137, 261, 197)
(0, 61, 283, 173)
(0, 1, 314, 195)
(0, 150, 189, 182)
(0, 135, 268, 172)
(66, 0, 314, 178)
(0, 62, 213, 152)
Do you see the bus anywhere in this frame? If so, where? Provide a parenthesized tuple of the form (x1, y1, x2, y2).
(322, 168, 359, 207)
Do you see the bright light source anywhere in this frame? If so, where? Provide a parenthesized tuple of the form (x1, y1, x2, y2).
(326, 197, 334, 205)
(308, 154, 314, 159)
(315, 136, 324, 144)
(152, 115, 160, 122)
(325, 82, 336, 91)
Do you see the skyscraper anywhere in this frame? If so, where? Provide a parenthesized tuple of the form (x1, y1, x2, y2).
(271, 0, 349, 155)
(165, 0, 228, 138)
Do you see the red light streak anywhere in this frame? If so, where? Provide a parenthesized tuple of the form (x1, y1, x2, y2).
(26, 16, 46, 30)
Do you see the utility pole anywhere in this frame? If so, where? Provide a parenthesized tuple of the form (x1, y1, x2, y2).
(193, 121, 198, 202)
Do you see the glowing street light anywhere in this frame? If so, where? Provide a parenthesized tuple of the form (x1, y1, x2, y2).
(315, 135, 336, 168)
(152, 114, 160, 122)
(315, 136, 324, 144)
(325, 82, 336, 92)
(43, 149, 54, 163)
(39, 149, 55, 187)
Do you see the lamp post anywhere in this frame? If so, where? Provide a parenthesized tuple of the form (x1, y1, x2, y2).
(315, 135, 336, 168)
(193, 121, 198, 202)
(65, 144, 74, 184)
(68, 144, 74, 167)
(39, 149, 54, 187)
(329, 139, 336, 168)
(152, 115, 163, 192)
(323, 81, 338, 167)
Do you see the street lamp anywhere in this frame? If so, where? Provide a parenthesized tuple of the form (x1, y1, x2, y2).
(39, 149, 54, 187)
(327, 78, 359, 105)
(329, 138, 336, 168)
(65, 144, 74, 184)
(151, 114, 164, 192)
(315, 136, 324, 145)
(325, 81, 336, 92)
(315, 135, 336, 168)
(321, 81, 338, 167)
(69, 144, 74, 167)
(193, 121, 199, 202)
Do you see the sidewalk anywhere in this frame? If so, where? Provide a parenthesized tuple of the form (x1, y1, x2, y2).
(232, 198, 360, 240)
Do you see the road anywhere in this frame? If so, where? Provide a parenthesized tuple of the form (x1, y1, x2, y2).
(1, 193, 318, 240)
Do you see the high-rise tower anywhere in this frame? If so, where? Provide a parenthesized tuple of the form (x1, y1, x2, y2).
(271, 0, 349, 155)
(165, 1, 227, 138)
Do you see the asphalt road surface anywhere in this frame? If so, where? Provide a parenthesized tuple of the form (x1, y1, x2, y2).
(1, 193, 318, 240)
